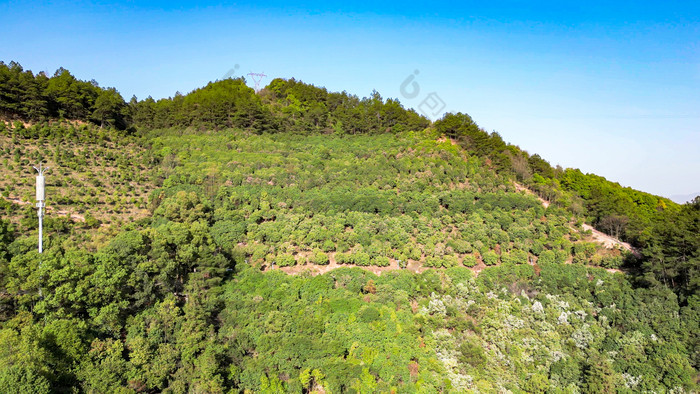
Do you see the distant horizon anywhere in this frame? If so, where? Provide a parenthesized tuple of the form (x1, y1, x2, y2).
(2, 0, 698, 198)
(669, 192, 700, 204)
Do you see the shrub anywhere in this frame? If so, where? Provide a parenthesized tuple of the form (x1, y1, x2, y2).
(482, 250, 499, 266)
(458, 338, 486, 368)
(405, 245, 422, 260)
(211, 219, 247, 247)
(321, 239, 336, 252)
(555, 249, 570, 263)
(600, 254, 623, 269)
(573, 242, 587, 257)
(276, 253, 297, 267)
(372, 256, 390, 267)
(363, 279, 377, 294)
(447, 239, 472, 254)
(83, 213, 101, 229)
(504, 249, 528, 265)
(538, 250, 556, 264)
(353, 252, 371, 266)
(462, 254, 477, 268)
(336, 252, 352, 264)
(311, 250, 330, 265)
(530, 240, 544, 256)
(358, 306, 380, 323)
(473, 240, 487, 254)
(442, 254, 459, 268)
(248, 244, 269, 263)
(445, 267, 473, 284)
(424, 257, 440, 268)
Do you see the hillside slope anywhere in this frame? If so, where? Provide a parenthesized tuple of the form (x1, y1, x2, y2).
(1, 124, 696, 392)
(147, 128, 632, 274)
(0, 62, 697, 392)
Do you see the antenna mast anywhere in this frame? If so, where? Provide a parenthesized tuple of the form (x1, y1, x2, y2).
(33, 164, 48, 253)
(247, 72, 267, 92)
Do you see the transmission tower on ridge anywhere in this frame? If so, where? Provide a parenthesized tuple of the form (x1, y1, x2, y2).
(247, 72, 267, 92)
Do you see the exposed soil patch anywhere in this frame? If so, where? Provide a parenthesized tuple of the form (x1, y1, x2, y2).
(3, 197, 85, 222)
(581, 223, 637, 255)
(273, 260, 400, 276)
(514, 181, 550, 208)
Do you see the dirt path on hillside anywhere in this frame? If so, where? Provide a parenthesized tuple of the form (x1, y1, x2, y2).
(267, 252, 425, 276)
(264, 250, 501, 278)
(513, 182, 550, 208)
(512, 183, 638, 255)
(274, 260, 402, 276)
(581, 223, 635, 254)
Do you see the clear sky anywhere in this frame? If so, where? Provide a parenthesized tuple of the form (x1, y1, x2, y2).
(1, 0, 699, 199)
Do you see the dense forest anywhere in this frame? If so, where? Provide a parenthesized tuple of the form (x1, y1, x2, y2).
(0, 62, 698, 392)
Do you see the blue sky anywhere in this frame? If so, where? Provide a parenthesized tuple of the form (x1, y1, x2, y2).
(1, 1, 699, 199)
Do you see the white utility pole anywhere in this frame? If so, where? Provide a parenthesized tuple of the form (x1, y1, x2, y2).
(33, 164, 48, 253)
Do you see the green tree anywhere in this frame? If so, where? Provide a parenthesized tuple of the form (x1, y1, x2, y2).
(92, 87, 127, 129)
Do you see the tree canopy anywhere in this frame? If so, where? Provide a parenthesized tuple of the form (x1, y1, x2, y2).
(0, 61, 696, 392)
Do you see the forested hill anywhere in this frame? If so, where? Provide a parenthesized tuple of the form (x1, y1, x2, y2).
(1, 61, 698, 392)
(2, 61, 694, 295)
